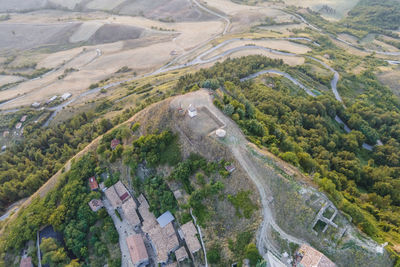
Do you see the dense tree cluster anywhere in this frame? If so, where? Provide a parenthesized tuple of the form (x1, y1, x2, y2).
(298, 0, 400, 38)
(175, 55, 400, 258)
(0, 109, 140, 211)
(144, 176, 177, 217)
(1, 153, 120, 266)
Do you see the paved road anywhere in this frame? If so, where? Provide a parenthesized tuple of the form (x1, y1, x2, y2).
(103, 198, 135, 267)
(287, 10, 400, 56)
(239, 59, 379, 150)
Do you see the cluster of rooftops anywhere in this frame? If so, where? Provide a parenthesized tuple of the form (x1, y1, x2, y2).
(88, 177, 202, 266)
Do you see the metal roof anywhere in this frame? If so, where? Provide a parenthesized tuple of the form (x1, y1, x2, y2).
(156, 211, 175, 228)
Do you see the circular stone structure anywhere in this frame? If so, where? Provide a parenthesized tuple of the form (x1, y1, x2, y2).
(216, 128, 226, 138)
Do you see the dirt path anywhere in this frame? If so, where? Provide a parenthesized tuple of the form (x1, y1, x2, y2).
(170, 90, 307, 259)
(192, 0, 230, 35)
(103, 198, 135, 267)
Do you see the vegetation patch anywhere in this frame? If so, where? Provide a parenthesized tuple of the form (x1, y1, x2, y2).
(227, 190, 257, 219)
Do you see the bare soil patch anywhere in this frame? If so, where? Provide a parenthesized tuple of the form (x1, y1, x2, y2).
(181, 106, 224, 137)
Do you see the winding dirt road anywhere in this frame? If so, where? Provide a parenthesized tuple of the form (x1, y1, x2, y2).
(171, 90, 306, 259)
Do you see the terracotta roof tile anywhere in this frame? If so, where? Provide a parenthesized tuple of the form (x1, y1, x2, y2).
(181, 221, 201, 254)
(126, 234, 148, 265)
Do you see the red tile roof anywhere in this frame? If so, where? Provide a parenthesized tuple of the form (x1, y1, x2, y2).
(126, 234, 149, 265)
(89, 176, 99, 190)
(20, 257, 33, 267)
(298, 244, 336, 267)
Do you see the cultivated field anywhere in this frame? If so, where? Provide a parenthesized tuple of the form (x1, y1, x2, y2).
(0, 9, 223, 109)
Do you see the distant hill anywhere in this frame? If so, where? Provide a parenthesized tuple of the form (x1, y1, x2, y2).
(342, 0, 400, 31)
(0, 0, 213, 22)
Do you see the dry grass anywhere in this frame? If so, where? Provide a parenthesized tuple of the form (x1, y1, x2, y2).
(377, 67, 400, 98)
(0, 11, 223, 109)
(0, 75, 24, 87)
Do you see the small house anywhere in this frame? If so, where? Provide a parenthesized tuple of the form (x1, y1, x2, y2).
(15, 123, 22, 130)
(110, 139, 120, 150)
(31, 102, 40, 108)
(1, 145, 6, 152)
(88, 199, 104, 212)
(225, 164, 236, 173)
(61, 93, 72, 100)
(188, 105, 197, 118)
(295, 244, 335, 267)
(46, 95, 58, 104)
(20, 115, 27, 122)
(175, 246, 188, 262)
(88, 176, 99, 191)
(2, 131, 9, 137)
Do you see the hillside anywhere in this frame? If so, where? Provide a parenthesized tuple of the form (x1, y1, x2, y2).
(0, 0, 400, 266)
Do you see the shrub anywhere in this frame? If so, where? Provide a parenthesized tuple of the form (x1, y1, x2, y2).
(245, 243, 262, 266)
(114, 209, 122, 221)
(279, 152, 299, 166)
(207, 244, 221, 264)
(228, 191, 257, 219)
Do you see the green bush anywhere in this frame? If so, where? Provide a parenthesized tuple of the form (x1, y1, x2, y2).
(228, 191, 257, 219)
(207, 244, 221, 264)
(279, 152, 299, 166)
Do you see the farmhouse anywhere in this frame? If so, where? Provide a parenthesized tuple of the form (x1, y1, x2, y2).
(295, 244, 335, 267)
(126, 234, 149, 267)
(180, 221, 201, 255)
(88, 176, 99, 191)
(88, 199, 103, 212)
